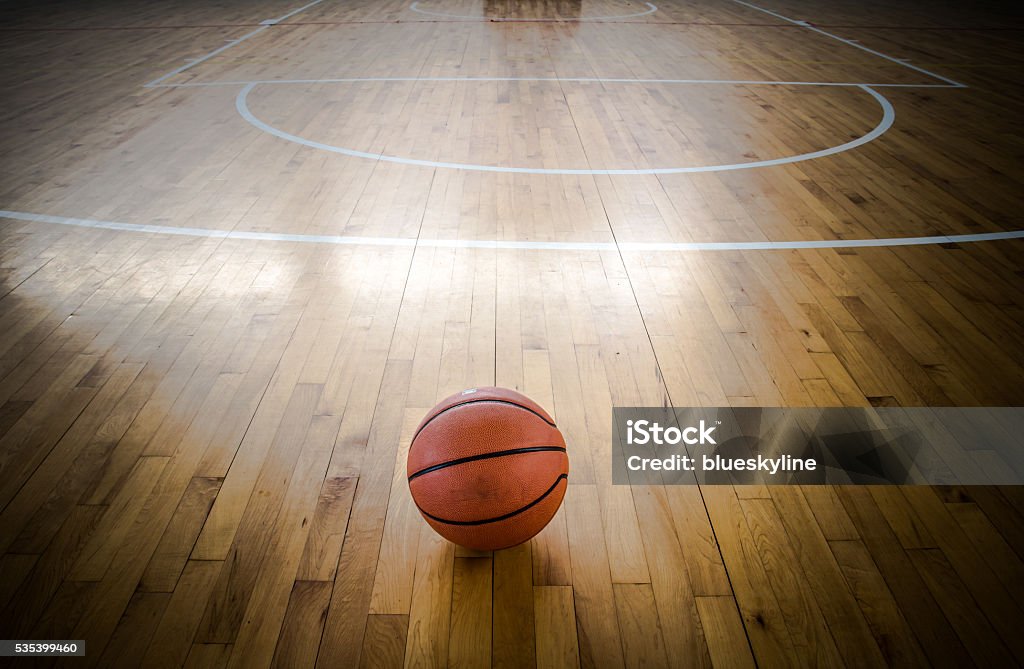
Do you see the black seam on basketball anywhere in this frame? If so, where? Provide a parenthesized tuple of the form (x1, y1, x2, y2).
(412, 398, 557, 443)
(415, 474, 568, 527)
(408, 446, 567, 481)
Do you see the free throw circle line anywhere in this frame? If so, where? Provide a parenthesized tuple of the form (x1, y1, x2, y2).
(409, 1, 657, 21)
(235, 79, 895, 175)
(3, 210, 1021, 251)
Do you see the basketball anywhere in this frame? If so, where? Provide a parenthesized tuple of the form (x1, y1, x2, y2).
(407, 387, 569, 551)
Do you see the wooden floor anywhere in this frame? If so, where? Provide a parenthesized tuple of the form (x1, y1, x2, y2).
(1, 0, 1024, 666)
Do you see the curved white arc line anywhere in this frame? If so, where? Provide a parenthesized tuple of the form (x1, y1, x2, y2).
(409, 0, 656, 21)
(235, 82, 894, 175)
(3, 210, 1022, 251)
(143, 0, 327, 88)
(728, 0, 966, 88)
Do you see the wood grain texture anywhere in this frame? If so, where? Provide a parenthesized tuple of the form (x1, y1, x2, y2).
(404, 525, 454, 669)
(695, 596, 756, 669)
(613, 583, 670, 669)
(361, 615, 410, 669)
(271, 580, 333, 669)
(449, 557, 493, 669)
(141, 476, 222, 592)
(296, 476, 357, 582)
(492, 543, 535, 669)
(144, 560, 225, 669)
(534, 586, 581, 669)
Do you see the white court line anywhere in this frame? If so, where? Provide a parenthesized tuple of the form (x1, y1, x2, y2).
(3, 210, 1020, 251)
(730, 0, 967, 88)
(144, 26, 270, 87)
(140, 0, 967, 90)
(148, 76, 963, 89)
(409, 0, 657, 21)
(235, 79, 895, 175)
(143, 0, 326, 87)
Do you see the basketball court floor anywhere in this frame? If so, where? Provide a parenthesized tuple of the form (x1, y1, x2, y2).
(1, 0, 1023, 666)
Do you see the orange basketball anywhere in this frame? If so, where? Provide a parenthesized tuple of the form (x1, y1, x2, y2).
(407, 387, 569, 551)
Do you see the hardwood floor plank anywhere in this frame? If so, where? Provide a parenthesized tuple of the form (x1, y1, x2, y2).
(97, 591, 172, 669)
(945, 501, 1024, 595)
(317, 359, 412, 669)
(70, 456, 170, 581)
(563, 485, 626, 669)
(296, 476, 357, 583)
(368, 410, 424, 615)
(196, 383, 323, 642)
(227, 413, 341, 669)
(701, 486, 798, 667)
(908, 548, 1013, 667)
(448, 557, 492, 669)
(836, 486, 973, 669)
(768, 487, 886, 666)
(0, 360, 142, 553)
(534, 586, 581, 669)
(190, 320, 323, 562)
(530, 502, 573, 587)
(613, 583, 671, 669)
(739, 496, 845, 667)
(2, 363, 165, 555)
(0, 553, 37, 612)
(360, 615, 410, 669)
(403, 524, 454, 669)
(271, 580, 333, 669)
(901, 487, 1024, 663)
(631, 484, 712, 668)
(493, 542, 536, 669)
(663, 486, 732, 598)
(828, 539, 929, 667)
(0, 353, 99, 510)
(799, 487, 859, 543)
(0, 505, 103, 638)
(30, 579, 97, 643)
(185, 644, 234, 669)
(694, 596, 757, 669)
(143, 560, 225, 669)
(139, 476, 222, 593)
